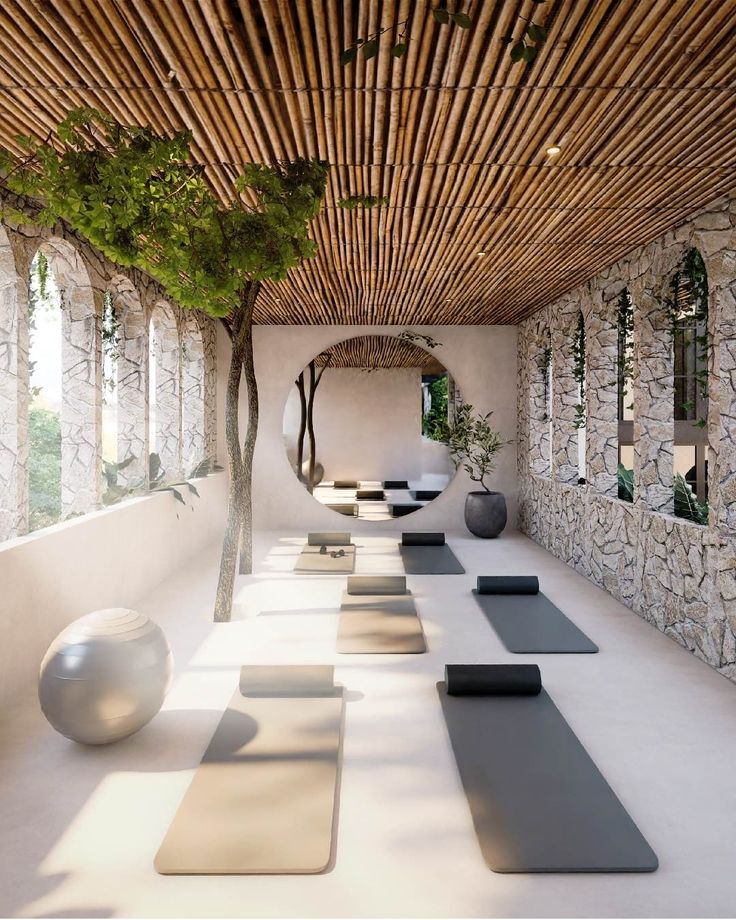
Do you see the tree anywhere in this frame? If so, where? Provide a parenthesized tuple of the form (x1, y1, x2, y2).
(445, 403, 511, 491)
(0, 107, 329, 621)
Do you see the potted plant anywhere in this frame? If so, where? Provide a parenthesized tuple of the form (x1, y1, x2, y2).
(446, 404, 511, 538)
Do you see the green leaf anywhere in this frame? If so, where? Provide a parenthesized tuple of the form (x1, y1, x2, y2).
(391, 42, 407, 57)
(510, 41, 526, 62)
(617, 463, 634, 503)
(674, 473, 708, 525)
(362, 39, 379, 59)
(340, 46, 357, 65)
(451, 12, 473, 28)
(433, 8, 450, 24)
(526, 22, 547, 42)
(522, 44, 538, 61)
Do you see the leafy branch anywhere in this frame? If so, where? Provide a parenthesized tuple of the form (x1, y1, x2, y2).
(539, 339, 551, 421)
(501, 1, 549, 63)
(397, 329, 443, 349)
(445, 403, 511, 492)
(341, 2, 472, 66)
(616, 288, 634, 414)
(572, 310, 586, 430)
(337, 194, 388, 210)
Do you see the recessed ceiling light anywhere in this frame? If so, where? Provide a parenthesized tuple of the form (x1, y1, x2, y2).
(546, 144, 562, 156)
(476, 250, 487, 257)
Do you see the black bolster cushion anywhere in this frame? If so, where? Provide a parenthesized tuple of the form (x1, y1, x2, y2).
(476, 575, 540, 595)
(384, 480, 410, 489)
(402, 532, 445, 546)
(445, 664, 542, 696)
(334, 480, 358, 489)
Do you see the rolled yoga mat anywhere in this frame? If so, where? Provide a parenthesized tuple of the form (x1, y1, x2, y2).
(155, 665, 345, 874)
(356, 489, 385, 501)
(391, 504, 423, 517)
(399, 532, 465, 575)
(384, 480, 409, 489)
(473, 576, 598, 654)
(307, 532, 352, 546)
(338, 591, 426, 653)
(347, 575, 407, 595)
(437, 664, 658, 873)
(333, 480, 358, 490)
(410, 490, 442, 501)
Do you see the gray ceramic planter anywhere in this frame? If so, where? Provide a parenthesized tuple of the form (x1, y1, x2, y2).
(464, 490, 507, 538)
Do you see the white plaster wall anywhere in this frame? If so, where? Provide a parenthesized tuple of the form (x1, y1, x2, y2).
(0, 472, 227, 706)
(253, 325, 518, 532)
(283, 366, 423, 481)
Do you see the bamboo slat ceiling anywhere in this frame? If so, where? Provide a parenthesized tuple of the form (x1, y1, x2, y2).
(1, 1, 736, 325)
(315, 334, 444, 369)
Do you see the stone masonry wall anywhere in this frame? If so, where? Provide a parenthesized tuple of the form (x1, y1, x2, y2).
(517, 194, 736, 682)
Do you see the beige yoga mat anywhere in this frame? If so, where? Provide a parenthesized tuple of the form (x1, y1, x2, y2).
(294, 543, 356, 573)
(155, 666, 344, 875)
(337, 591, 426, 653)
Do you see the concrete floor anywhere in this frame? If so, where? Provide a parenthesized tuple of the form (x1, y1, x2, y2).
(2, 530, 736, 918)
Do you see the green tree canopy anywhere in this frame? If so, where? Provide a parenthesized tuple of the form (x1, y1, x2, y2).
(0, 107, 329, 316)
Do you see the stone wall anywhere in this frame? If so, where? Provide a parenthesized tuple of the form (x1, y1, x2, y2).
(0, 207, 219, 542)
(517, 194, 736, 681)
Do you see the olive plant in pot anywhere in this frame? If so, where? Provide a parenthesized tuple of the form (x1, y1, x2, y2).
(446, 403, 511, 538)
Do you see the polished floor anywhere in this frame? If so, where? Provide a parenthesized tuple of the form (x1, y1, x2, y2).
(2, 530, 736, 918)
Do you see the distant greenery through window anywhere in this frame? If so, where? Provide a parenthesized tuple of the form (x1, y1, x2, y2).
(422, 372, 449, 442)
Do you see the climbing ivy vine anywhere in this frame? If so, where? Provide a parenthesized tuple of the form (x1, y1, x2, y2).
(663, 247, 709, 428)
(572, 310, 586, 430)
(540, 340, 552, 421)
(616, 288, 634, 414)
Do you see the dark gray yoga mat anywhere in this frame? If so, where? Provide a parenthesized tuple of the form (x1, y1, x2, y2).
(399, 533, 464, 574)
(473, 584, 598, 654)
(338, 591, 426, 653)
(155, 666, 344, 874)
(438, 665, 658, 873)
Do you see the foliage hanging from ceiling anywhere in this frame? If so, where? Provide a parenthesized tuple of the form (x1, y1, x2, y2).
(0, 106, 330, 622)
(340, 0, 548, 66)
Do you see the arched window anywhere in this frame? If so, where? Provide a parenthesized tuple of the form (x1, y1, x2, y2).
(572, 310, 586, 482)
(617, 288, 634, 502)
(0, 224, 25, 541)
(27, 250, 62, 531)
(668, 248, 709, 523)
(148, 301, 181, 483)
(181, 312, 205, 474)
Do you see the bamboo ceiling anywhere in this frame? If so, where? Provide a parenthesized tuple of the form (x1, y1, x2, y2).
(1, 1, 736, 324)
(315, 334, 444, 369)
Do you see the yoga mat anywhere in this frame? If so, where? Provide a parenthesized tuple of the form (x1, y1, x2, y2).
(356, 489, 385, 500)
(477, 575, 540, 595)
(333, 480, 358, 489)
(327, 503, 357, 517)
(155, 666, 344, 875)
(399, 533, 464, 574)
(438, 664, 658, 873)
(384, 480, 409, 489)
(307, 532, 351, 546)
(294, 544, 356, 573)
(473, 585, 598, 654)
(338, 591, 426, 653)
(391, 503, 422, 517)
(347, 575, 407, 595)
(410, 489, 442, 501)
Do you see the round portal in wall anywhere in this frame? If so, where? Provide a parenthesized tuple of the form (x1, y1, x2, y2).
(282, 334, 458, 521)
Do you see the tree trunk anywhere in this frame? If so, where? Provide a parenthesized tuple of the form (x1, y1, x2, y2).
(306, 360, 317, 493)
(238, 281, 260, 574)
(295, 371, 307, 480)
(213, 308, 248, 622)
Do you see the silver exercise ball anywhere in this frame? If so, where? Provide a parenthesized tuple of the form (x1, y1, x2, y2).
(39, 608, 173, 745)
(299, 459, 324, 486)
